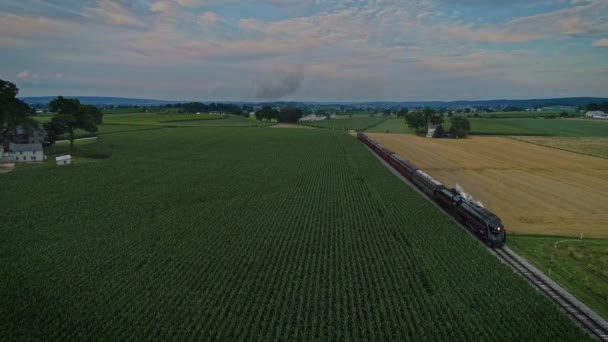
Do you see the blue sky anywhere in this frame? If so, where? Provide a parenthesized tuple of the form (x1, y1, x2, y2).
(1, 0, 607, 101)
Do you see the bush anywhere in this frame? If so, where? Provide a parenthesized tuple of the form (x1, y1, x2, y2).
(432, 125, 444, 138)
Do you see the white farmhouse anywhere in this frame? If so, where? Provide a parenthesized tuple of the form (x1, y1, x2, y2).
(2, 143, 45, 163)
(55, 155, 72, 166)
(586, 111, 608, 119)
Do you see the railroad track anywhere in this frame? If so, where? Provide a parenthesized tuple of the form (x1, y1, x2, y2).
(494, 247, 608, 341)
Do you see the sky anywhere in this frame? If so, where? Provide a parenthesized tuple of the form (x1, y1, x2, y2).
(1, 0, 607, 102)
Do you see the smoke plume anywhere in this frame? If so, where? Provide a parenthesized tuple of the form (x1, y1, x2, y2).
(456, 184, 484, 207)
(254, 74, 301, 100)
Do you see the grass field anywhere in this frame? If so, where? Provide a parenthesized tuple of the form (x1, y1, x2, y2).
(364, 117, 608, 137)
(0, 127, 590, 340)
(365, 118, 415, 134)
(102, 113, 225, 125)
(512, 137, 608, 159)
(509, 235, 608, 320)
(34, 113, 270, 140)
(368, 134, 608, 238)
(468, 118, 608, 137)
(300, 117, 387, 131)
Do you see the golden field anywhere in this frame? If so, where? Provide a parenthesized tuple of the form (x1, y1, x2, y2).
(368, 134, 608, 238)
(511, 137, 608, 160)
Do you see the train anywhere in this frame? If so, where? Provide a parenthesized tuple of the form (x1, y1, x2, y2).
(357, 132, 506, 247)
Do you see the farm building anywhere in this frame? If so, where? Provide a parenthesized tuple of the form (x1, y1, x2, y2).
(586, 111, 608, 119)
(299, 114, 327, 122)
(426, 123, 442, 138)
(55, 155, 72, 166)
(1, 143, 45, 163)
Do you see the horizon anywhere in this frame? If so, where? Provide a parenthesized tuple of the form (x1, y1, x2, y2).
(17, 95, 608, 105)
(2, 0, 607, 101)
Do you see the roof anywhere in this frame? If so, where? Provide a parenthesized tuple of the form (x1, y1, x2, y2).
(9, 143, 43, 152)
(55, 155, 72, 161)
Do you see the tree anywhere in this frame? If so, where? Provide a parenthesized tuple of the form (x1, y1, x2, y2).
(255, 106, 276, 122)
(276, 107, 304, 123)
(43, 119, 65, 146)
(396, 108, 409, 117)
(600, 102, 608, 113)
(48, 96, 103, 148)
(449, 116, 471, 138)
(405, 111, 427, 133)
(382, 108, 392, 116)
(586, 103, 599, 111)
(0, 79, 38, 144)
(423, 107, 443, 125)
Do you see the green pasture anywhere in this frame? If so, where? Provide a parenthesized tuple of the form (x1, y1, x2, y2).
(468, 118, 608, 137)
(363, 117, 608, 137)
(365, 118, 416, 134)
(300, 117, 388, 131)
(509, 235, 608, 320)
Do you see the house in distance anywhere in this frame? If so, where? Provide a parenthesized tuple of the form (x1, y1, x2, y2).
(0, 143, 45, 163)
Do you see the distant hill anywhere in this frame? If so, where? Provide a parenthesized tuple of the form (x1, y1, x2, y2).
(343, 97, 608, 108)
(19, 96, 607, 108)
(20, 96, 189, 106)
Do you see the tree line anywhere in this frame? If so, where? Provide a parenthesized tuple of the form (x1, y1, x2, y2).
(405, 107, 471, 138)
(164, 102, 250, 117)
(584, 102, 608, 112)
(254, 106, 304, 123)
(1, 79, 103, 149)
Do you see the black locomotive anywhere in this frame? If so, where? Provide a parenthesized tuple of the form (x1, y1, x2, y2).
(357, 132, 506, 247)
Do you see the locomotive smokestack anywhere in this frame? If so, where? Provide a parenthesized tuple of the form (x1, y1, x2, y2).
(456, 184, 484, 207)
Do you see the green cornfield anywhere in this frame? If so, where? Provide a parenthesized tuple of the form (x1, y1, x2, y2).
(0, 127, 591, 340)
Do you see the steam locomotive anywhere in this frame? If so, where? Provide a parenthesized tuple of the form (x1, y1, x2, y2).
(357, 132, 506, 247)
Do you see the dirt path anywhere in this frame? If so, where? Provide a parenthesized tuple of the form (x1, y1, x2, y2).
(368, 134, 608, 238)
(270, 124, 315, 129)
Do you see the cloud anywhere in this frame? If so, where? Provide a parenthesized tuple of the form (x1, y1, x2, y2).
(199, 11, 220, 27)
(0, 13, 73, 37)
(84, 0, 145, 27)
(239, 18, 260, 30)
(505, 1, 608, 38)
(437, 0, 552, 5)
(16, 70, 31, 79)
(592, 38, 608, 47)
(15, 71, 64, 82)
(431, 23, 542, 43)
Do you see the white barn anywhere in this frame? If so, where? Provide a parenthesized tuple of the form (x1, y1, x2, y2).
(299, 114, 327, 122)
(55, 155, 72, 166)
(2, 143, 45, 163)
(586, 111, 608, 119)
